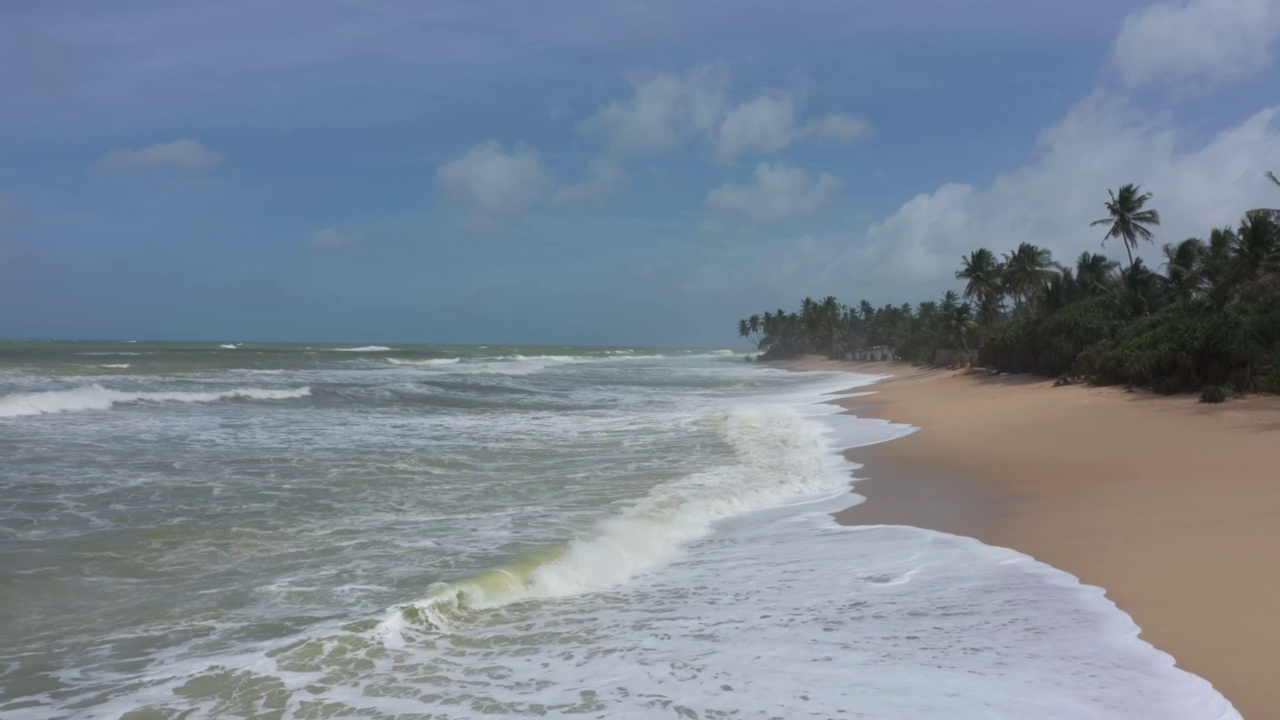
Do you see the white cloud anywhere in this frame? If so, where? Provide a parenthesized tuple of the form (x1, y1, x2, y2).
(553, 160, 626, 206)
(842, 95, 1280, 292)
(1112, 0, 1280, 87)
(436, 141, 550, 225)
(803, 112, 874, 142)
(713, 93, 799, 162)
(307, 227, 364, 250)
(93, 139, 223, 173)
(684, 97, 1280, 305)
(582, 65, 729, 158)
(706, 162, 841, 223)
(582, 66, 871, 168)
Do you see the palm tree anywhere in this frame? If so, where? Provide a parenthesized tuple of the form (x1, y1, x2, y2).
(1231, 210, 1280, 289)
(940, 302, 978, 355)
(1002, 243, 1057, 316)
(1092, 184, 1161, 271)
(1160, 238, 1206, 302)
(1201, 227, 1237, 309)
(955, 248, 1004, 325)
(1114, 258, 1161, 315)
(738, 318, 750, 343)
(819, 296, 843, 356)
(1075, 252, 1119, 297)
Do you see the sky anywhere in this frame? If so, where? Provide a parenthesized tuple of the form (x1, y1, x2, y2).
(2, 0, 1279, 346)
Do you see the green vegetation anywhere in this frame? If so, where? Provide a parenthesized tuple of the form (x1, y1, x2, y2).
(1200, 386, 1231, 404)
(737, 176, 1280, 397)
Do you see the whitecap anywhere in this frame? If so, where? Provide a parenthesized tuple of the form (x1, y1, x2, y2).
(0, 385, 311, 417)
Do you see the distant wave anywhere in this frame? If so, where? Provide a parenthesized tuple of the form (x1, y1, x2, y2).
(220, 344, 238, 349)
(387, 358, 461, 366)
(98, 364, 131, 369)
(0, 384, 311, 418)
(76, 352, 146, 357)
(333, 346, 392, 352)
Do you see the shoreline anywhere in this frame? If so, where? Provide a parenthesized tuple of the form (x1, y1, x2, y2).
(776, 357, 1280, 719)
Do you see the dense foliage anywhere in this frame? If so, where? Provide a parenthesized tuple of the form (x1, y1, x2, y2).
(738, 180, 1280, 397)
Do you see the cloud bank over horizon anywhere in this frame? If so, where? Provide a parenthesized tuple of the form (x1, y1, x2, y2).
(2, 0, 1278, 344)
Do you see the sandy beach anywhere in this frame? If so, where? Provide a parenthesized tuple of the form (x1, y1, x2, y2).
(776, 358, 1280, 719)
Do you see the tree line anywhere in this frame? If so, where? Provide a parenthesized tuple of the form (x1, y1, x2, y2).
(738, 175, 1280, 400)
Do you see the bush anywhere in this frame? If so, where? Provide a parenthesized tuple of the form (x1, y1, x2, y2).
(1032, 295, 1129, 377)
(1075, 300, 1274, 393)
(1200, 385, 1230, 403)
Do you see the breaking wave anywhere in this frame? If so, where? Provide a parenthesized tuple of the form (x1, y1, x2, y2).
(0, 384, 311, 417)
(379, 400, 892, 639)
(386, 358, 461, 366)
(333, 346, 392, 352)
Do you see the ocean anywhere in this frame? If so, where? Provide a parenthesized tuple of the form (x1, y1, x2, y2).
(0, 341, 1239, 719)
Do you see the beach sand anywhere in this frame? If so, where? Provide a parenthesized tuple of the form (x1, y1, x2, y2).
(776, 357, 1280, 719)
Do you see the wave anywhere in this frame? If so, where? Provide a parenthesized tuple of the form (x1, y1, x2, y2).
(378, 399, 881, 638)
(99, 364, 131, 369)
(386, 358, 461, 366)
(332, 346, 392, 352)
(220, 344, 238, 349)
(0, 384, 311, 418)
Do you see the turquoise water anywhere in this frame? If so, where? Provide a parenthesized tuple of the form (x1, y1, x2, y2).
(0, 341, 1240, 718)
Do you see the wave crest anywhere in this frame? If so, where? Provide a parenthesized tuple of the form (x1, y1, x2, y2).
(0, 384, 311, 417)
(379, 403, 859, 639)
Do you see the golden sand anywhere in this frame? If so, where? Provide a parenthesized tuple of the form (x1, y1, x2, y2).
(775, 357, 1280, 718)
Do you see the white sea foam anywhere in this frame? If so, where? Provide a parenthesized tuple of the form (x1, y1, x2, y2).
(2, 358, 1242, 719)
(380, 372, 905, 635)
(332, 346, 392, 352)
(219, 344, 238, 349)
(385, 357, 460, 366)
(0, 384, 311, 417)
(98, 364, 131, 369)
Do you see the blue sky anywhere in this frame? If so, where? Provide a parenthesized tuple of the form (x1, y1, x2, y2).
(2, 0, 1279, 345)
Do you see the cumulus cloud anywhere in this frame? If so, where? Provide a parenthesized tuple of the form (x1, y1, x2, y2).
(1112, 0, 1280, 87)
(436, 141, 550, 225)
(553, 160, 626, 206)
(713, 93, 799, 162)
(683, 96, 1280, 305)
(802, 112, 874, 142)
(706, 162, 841, 223)
(581, 66, 871, 167)
(843, 96, 1280, 292)
(582, 65, 729, 159)
(307, 227, 364, 250)
(93, 139, 223, 173)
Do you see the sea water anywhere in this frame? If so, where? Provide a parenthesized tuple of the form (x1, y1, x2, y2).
(0, 341, 1239, 718)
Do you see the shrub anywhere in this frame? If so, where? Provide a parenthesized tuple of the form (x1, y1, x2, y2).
(1032, 295, 1129, 377)
(1074, 300, 1263, 393)
(1200, 385, 1230, 403)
